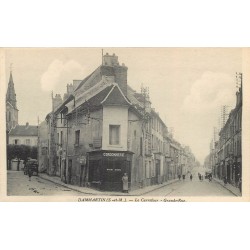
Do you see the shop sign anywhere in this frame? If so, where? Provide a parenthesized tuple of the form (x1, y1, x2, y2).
(103, 152, 125, 157)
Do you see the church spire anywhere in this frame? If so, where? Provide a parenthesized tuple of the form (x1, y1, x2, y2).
(6, 69, 17, 109)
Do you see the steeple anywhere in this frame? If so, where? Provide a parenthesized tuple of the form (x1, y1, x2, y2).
(6, 70, 17, 109)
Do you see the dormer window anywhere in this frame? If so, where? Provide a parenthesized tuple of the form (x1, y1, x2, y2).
(109, 125, 120, 145)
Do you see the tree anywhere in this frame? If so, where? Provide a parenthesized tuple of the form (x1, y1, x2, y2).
(30, 146, 38, 160)
(7, 145, 38, 170)
(7, 145, 15, 169)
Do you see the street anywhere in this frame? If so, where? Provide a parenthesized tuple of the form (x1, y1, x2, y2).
(7, 171, 82, 196)
(7, 171, 236, 197)
(144, 175, 235, 196)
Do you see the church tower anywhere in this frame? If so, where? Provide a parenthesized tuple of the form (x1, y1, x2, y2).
(6, 70, 19, 132)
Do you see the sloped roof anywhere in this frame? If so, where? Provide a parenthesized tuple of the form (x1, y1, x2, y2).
(74, 68, 99, 91)
(101, 84, 131, 106)
(9, 125, 38, 136)
(69, 85, 114, 114)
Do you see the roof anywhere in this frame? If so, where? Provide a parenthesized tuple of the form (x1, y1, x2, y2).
(101, 84, 131, 106)
(74, 68, 99, 91)
(9, 125, 38, 136)
(68, 85, 114, 115)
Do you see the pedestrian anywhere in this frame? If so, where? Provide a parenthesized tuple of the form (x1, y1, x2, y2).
(190, 174, 193, 181)
(182, 174, 185, 181)
(209, 174, 212, 182)
(239, 177, 242, 193)
(223, 176, 227, 185)
(28, 166, 32, 181)
(122, 173, 129, 193)
(178, 174, 181, 181)
(199, 175, 201, 181)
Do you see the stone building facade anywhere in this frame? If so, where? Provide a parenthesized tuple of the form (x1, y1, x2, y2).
(39, 53, 197, 191)
(205, 80, 242, 188)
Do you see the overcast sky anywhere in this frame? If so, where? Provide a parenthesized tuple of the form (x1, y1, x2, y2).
(4, 48, 242, 163)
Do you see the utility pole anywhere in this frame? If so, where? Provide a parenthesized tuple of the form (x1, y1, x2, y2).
(102, 49, 104, 66)
(49, 91, 57, 176)
(236, 72, 242, 90)
(140, 85, 150, 185)
(37, 116, 40, 168)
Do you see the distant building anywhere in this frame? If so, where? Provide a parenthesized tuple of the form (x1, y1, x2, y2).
(217, 85, 242, 185)
(9, 122, 38, 146)
(5, 70, 39, 171)
(205, 76, 242, 189)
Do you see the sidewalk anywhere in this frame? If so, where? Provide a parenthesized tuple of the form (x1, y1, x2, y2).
(38, 173, 179, 196)
(213, 177, 241, 197)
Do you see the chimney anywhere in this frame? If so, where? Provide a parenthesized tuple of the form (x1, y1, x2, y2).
(73, 80, 82, 90)
(101, 53, 128, 96)
(103, 53, 119, 66)
(67, 83, 74, 94)
(114, 63, 128, 96)
(53, 94, 63, 110)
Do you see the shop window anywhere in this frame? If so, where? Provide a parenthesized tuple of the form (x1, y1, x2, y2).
(109, 125, 120, 145)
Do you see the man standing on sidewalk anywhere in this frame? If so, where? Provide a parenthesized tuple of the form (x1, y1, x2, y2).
(122, 173, 129, 193)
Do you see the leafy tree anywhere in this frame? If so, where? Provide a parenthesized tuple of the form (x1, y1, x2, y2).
(7, 145, 38, 170)
(30, 146, 38, 159)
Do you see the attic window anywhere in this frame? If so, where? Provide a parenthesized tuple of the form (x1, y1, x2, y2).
(109, 125, 120, 145)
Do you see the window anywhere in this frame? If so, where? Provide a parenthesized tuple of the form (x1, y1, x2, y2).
(109, 125, 120, 145)
(75, 130, 80, 146)
(14, 139, 19, 145)
(60, 131, 63, 145)
(26, 139, 30, 145)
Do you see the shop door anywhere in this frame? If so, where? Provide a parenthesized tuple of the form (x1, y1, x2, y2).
(88, 160, 102, 188)
(103, 158, 125, 191)
(68, 159, 72, 184)
(155, 160, 160, 184)
(80, 164, 87, 187)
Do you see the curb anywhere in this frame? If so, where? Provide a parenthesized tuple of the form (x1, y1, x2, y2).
(38, 175, 98, 195)
(38, 174, 179, 196)
(213, 178, 240, 197)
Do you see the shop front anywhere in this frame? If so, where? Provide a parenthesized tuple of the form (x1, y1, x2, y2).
(88, 150, 133, 191)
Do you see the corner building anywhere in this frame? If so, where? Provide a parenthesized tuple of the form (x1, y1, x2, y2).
(40, 53, 196, 191)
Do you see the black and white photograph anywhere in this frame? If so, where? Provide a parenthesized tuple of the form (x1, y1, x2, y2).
(1, 3, 250, 250)
(1, 48, 248, 201)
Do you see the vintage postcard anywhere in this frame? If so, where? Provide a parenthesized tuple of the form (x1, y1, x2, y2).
(0, 47, 249, 202)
